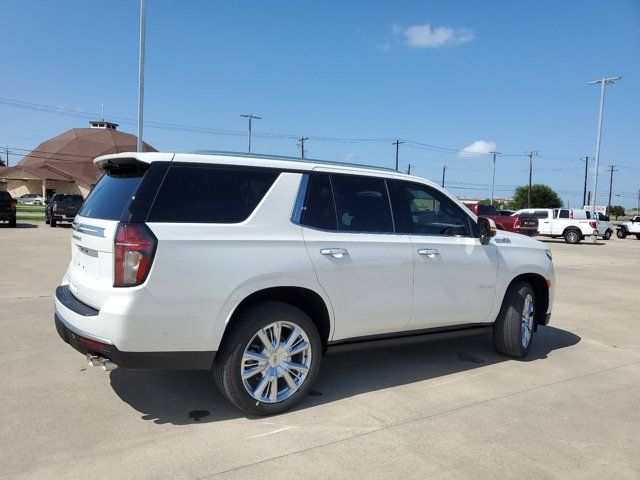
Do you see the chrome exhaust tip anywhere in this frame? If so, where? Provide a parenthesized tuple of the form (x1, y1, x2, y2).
(86, 354, 103, 367)
(101, 360, 118, 372)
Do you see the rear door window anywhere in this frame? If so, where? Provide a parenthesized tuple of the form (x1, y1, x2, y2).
(330, 175, 394, 233)
(147, 164, 279, 223)
(79, 165, 147, 220)
(300, 174, 337, 230)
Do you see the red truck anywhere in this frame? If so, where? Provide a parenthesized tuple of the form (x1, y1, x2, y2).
(463, 202, 538, 236)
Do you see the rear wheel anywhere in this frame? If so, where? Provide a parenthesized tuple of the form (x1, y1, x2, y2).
(50, 217, 56, 227)
(636, 234, 640, 240)
(493, 281, 535, 358)
(603, 230, 612, 240)
(564, 229, 581, 244)
(8, 216, 16, 228)
(617, 229, 627, 239)
(213, 301, 322, 415)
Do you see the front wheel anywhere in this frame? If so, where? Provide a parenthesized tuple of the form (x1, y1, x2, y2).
(213, 301, 322, 415)
(603, 230, 612, 240)
(493, 282, 535, 358)
(617, 229, 627, 239)
(636, 234, 640, 240)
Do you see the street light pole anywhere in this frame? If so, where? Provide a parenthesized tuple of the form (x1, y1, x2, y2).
(588, 76, 621, 218)
(136, 0, 146, 152)
(490, 151, 500, 205)
(526, 151, 539, 208)
(240, 114, 261, 153)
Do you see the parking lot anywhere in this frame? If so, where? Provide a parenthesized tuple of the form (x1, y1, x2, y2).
(1, 222, 639, 480)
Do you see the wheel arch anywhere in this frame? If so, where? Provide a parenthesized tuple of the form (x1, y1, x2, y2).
(222, 286, 332, 351)
(505, 273, 549, 330)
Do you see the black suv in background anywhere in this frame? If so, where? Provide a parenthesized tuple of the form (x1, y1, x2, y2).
(45, 194, 84, 227)
(0, 191, 17, 227)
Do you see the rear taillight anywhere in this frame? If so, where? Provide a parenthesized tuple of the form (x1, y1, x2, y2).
(569, 210, 573, 219)
(52, 202, 57, 212)
(589, 221, 597, 229)
(10, 201, 15, 213)
(114, 223, 157, 287)
(514, 217, 521, 229)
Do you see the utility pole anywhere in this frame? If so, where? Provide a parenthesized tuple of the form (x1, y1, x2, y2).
(607, 165, 618, 208)
(588, 76, 621, 218)
(240, 114, 261, 153)
(637, 189, 640, 214)
(526, 151, 539, 208)
(406, 163, 414, 175)
(441, 165, 448, 188)
(490, 151, 500, 205)
(582, 156, 591, 207)
(136, 0, 146, 152)
(587, 190, 591, 207)
(297, 137, 308, 159)
(5, 146, 8, 167)
(392, 139, 405, 171)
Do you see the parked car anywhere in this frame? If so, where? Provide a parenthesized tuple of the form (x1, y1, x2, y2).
(0, 191, 17, 227)
(16, 193, 44, 205)
(54, 152, 555, 415)
(616, 216, 640, 239)
(45, 194, 84, 227)
(513, 208, 599, 244)
(463, 202, 538, 236)
(585, 211, 614, 240)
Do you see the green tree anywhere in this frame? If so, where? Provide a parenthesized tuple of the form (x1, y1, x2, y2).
(607, 205, 625, 220)
(0, 157, 5, 167)
(510, 184, 562, 210)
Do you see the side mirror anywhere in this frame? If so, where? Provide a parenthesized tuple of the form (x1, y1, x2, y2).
(478, 217, 497, 245)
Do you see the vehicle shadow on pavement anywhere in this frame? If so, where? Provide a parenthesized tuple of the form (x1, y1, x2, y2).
(108, 325, 580, 425)
(0, 222, 38, 228)
(541, 239, 605, 246)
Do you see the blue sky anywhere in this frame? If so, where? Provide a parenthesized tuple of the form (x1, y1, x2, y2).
(1, 0, 639, 207)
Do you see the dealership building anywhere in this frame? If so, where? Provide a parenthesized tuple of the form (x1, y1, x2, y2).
(0, 121, 155, 199)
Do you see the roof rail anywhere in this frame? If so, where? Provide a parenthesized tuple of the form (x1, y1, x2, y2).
(191, 149, 399, 173)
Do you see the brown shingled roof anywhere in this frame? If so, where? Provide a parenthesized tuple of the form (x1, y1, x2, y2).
(16, 124, 156, 184)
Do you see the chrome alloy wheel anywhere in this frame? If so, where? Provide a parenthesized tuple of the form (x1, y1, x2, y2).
(241, 321, 312, 404)
(521, 294, 534, 348)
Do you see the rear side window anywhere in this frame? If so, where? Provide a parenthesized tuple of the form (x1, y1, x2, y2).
(533, 210, 549, 218)
(79, 165, 147, 220)
(300, 174, 337, 230)
(331, 175, 393, 233)
(476, 204, 498, 216)
(0, 192, 10, 201)
(557, 209, 569, 219)
(148, 165, 279, 223)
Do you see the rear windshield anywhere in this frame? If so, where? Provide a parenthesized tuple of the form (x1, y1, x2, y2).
(55, 194, 84, 202)
(475, 204, 498, 216)
(0, 191, 11, 201)
(79, 166, 146, 220)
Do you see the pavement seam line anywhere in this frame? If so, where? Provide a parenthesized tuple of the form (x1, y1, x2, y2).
(195, 359, 640, 479)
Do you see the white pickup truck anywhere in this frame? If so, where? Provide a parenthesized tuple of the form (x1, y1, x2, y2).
(513, 208, 600, 244)
(616, 216, 640, 239)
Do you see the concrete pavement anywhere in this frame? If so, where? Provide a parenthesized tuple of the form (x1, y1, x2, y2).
(1, 222, 639, 479)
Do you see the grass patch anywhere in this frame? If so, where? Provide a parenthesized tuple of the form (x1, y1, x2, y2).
(17, 214, 45, 221)
(16, 204, 45, 213)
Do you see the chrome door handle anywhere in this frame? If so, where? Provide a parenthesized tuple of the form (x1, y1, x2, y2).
(418, 248, 439, 258)
(320, 248, 349, 258)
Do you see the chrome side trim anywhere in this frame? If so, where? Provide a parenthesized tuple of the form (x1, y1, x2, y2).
(72, 222, 106, 238)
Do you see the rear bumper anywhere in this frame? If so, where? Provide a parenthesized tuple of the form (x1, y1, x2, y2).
(54, 285, 216, 370)
(0, 212, 15, 220)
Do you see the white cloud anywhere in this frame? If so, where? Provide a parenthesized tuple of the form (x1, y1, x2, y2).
(395, 22, 473, 48)
(459, 140, 496, 157)
(377, 41, 391, 52)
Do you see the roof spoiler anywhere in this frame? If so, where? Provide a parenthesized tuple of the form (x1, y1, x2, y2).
(94, 152, 174, 169)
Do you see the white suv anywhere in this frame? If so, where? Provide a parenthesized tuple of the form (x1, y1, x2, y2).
(55, 152, 555, 415)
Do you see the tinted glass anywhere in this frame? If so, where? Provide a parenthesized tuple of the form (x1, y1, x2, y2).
(390, 181, 471, 236)
(476, 204, 498, 216)
(301, 174, 337, 230)
(79, 165, 146, 220)
(534, 210, 549, 218)
(148, 165, 279, 223)
(558, 209, 570, 218)
(331, 175, 393, 233)
(0, 192, 10, 200)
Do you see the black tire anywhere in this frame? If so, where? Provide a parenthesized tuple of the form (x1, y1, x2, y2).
(50, 217, 56, 227)
(636, 234, 640, 240)
(213, 301, 322, 415)
(617, 229, 627, 239)
(603, 230, 612, 240)
(564, 229, 581, 244)
(9, 216, 16, 228)
(493, 281, 535, 358)
(45, 216, 50, 224)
